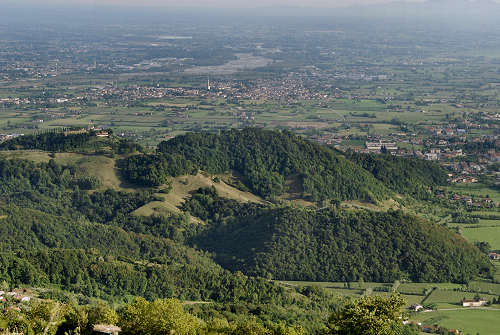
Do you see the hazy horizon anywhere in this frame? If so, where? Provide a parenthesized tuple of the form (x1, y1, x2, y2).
(3, 0, 500, 28)
(3, 0, 426, 9)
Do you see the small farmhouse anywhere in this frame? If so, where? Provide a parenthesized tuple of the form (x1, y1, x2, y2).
(95, 130, 110, 138)
(489, 252, 500, 260)
(462, 298, 487, 307)
(93, 324, 121, 335)
(409, 304, 423, 311)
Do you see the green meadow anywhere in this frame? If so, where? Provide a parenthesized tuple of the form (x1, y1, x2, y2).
(413, 309, 500, 335)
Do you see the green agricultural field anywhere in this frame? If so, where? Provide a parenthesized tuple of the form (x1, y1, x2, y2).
(477, 219, 500, 226)
(277, 281, 487, 309)
(280, 284, 425, 306)
(398, 283, 462, 295)
(412, 309, 500, 335)
(278, 281, 391, 291)
(462, 226, 500, 250)
(448, 183, 500, 203)
(467, 281, 500, 295)
(424, 289, 497, 308)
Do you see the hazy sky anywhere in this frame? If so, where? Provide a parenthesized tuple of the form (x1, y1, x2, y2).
(7, 0, 500, 11)
(6, 0, 426, 9)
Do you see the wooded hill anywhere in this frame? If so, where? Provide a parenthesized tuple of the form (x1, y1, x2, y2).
(0, 129, 141, 154)
(186, 187, 492, 283)
(121, 128, 448, 202)
(0, 156, 332, 331)
(0, 129, 492, 332)
(156, 128, 389, 201)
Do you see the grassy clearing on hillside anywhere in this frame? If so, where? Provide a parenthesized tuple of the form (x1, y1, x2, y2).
(0, 150, 135, 191)
(133, 198, 184, 216)
(0, 150, 52, 163)
(133, 173, 264, 219)
(64, 154, 129, 191)
(342, 198, 401, 212)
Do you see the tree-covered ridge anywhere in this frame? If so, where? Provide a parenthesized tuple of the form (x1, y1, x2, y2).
(0, 157, 101, 195)
(119, 128, 447, 202)
(0, 129, 141, 154)
(344, 150, 449, 198)
(118, 153, 196, 187)
(181, 186, 265, 223)
(153, 128, 390, 201)
(0, 248, 289, 305)
(187, 188, 491, 283)
(0, 204, 190, 260)
(0, 201, 292, 306)
(0, 156, 325, 326)
(0, 133, 489, 334)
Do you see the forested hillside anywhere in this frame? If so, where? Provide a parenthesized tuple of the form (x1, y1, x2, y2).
(120, 128, 449, 204)
(0, 129, 141, 154)
(0, 155, 333, 331)
(0, 248, 288, 305)
(187, 188, 491, 283)
(122, 128, 391, 201)
(344, 150, 449, 198)
(0, 130, 489, 335)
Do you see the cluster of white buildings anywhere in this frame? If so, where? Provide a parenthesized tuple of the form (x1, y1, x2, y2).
(0, 290, 31, 303)
(0, 133, 23, 142)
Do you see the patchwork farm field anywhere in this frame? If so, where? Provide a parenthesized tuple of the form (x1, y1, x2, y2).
(447, 184, 500, 252)
(453, 218, 500, 251)
(277, 281, 500, 307)
(413, 309, 500, 335)
(279, 280, 500, 334)
(424, 289, 497, 308)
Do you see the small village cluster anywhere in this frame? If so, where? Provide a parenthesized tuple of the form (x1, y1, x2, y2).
(0, 290, 31, 304)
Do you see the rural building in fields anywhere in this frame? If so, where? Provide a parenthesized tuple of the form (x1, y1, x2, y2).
(462, 298, 488, 307)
